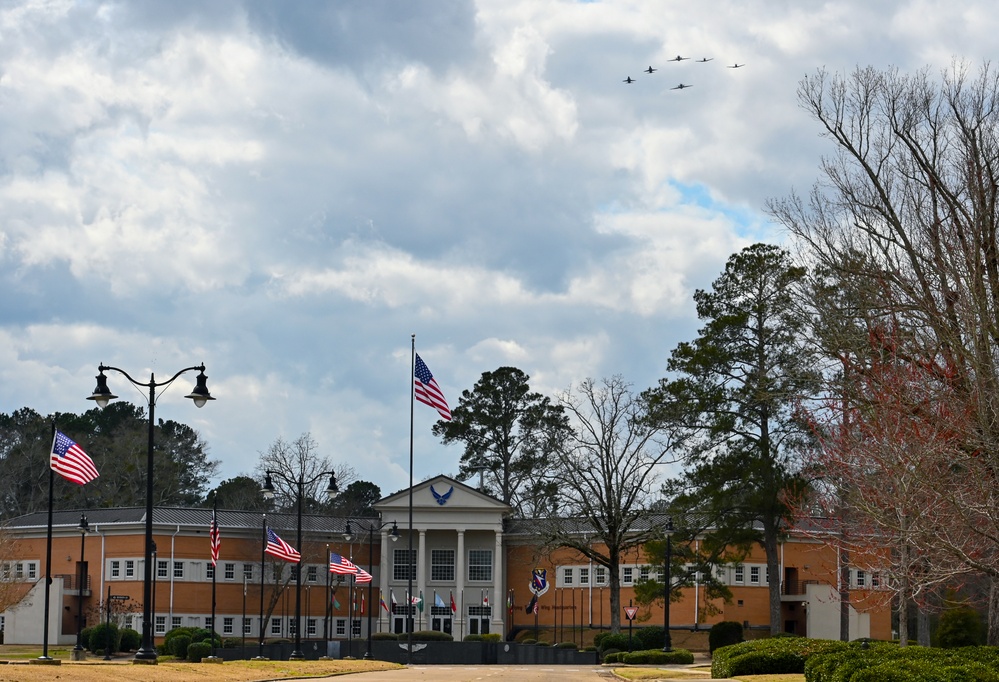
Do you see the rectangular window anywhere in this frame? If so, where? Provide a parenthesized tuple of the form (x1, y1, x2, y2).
(289, 618, 297, 634)
(125, 615, 134, 630)
(307, 565, 318, 583)
(872, 572, 881, 588)
(735, 565, 745, 584)
(468, 550, 493, 582)
(640, 566, 650, 582)
(856, 570, 866, 588)
(110, 560, 120, 579)
(307, 619, 317, 636)
(393, 549, 417, 581)
(579, 567, 589, 585)
(207, 563, 215, 580)
(225, 563, 235, 580)
(157, 560, 169, 579)
(155, 616, 167, 635)
(622, 567, 633, 585)
(750, 566, 761, 585)
(291, 565, 299, 581)
(173, 562, 184, 579)
(336, 619, 346, 636)
(562, 567, 573, 585)
(352, 619, 361, 636)
(172, 616, 182, 630)
(596, 566, 607, 585)
(431, 549, 456, 582)
(243, 618, 252, 635)
(205, 617, 214, 630)
(243, 563, 253, 580)
(223, 617, 234, 635)
(125, 560, 135, 578)
(27, 562, 37, 580)
(273, 565, 283, 581)
(270, 618, 281, 635)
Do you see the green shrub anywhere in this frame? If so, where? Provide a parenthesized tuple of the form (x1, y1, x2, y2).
(118, 628, 141, 652)
(481, 633, 502, 642)
(582, 645, 597, 652)
(521, 638, 537, 645)
(536, 641, 551, 646)
(709, 620, 743, 654)
(170, 635, 192, 659)
(622, 648, 695, 665)
(598, 633, 633, 653)
(410, 630, 453, 642)
(937, 606, 983, 648)
(603, 651, 622, 663)
(635, 625, 665, 650)
(728, 649, 804, 675)
(221, 637, 242, 648)
(805, 644, 999, 682)
(372, 632, 397, 640)
(464, 634, 483, 642)
(556, 641, 578, 649)
(592, 631, 610, 649)
(81, 627, 94, 651)
(712, 637, 848, 678)
(88, 622, 120, 654)
(187, 641, 212, 662)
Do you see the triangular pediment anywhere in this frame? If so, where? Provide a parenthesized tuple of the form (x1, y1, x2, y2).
(375, 475, 511, 514)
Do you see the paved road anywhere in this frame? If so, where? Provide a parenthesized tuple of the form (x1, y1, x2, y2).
(320, 665, 614, 681)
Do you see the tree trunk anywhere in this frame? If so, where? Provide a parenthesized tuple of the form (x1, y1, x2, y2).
(763, 523, 782, 635)
(608, 560, 622, 634)
(897, 580, 909, 646)
(988, 577, 999, 646)
(917, 605, 930, 647)
(839, 543, 850, 641)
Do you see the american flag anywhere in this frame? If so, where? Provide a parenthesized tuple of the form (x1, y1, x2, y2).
(50, 431, 99, 485)
(329, 552, 357, 575)
(209, 510, 221, 567)
(414, 354, 451, 421)
(355, 567, 373, 583)
(265, 528, 300, 563)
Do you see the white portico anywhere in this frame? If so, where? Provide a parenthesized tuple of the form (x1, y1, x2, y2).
(374, 475, 511, 638)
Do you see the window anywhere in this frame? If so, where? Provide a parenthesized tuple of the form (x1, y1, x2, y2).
(270, 618, 282, 635)
(124, 615, 134, 630)
(352, 619, 361, 636)
(562, 567, 573, 585)
(125, 560, 135, 578)
(336, 619, 346, 636)
(157, 560, 168, 579)
(173, 562, 184, 579)
(243, 564, 253, 581)
(110, 561, 120, 579)
(750, 566, 761, 585)
(872, 572, 881, 588)
(289, 618, 297, 635)
(27, 562, 37, 580)
(307, 619, 317, 636)
(273, 564, 283, 581)
(225, 563, 235, 581)
(639, 566, 650, 582)
(221, 617, 233, 635)
(735, 565, 745, 584)
(172, 616, 182, 630)
(205, 617, 214, 630)
(856, 570, 866, 588)
(291, 565, 299, 580)
(596, 566, 607, 585)
(243, 618, 252, 635)
(1, 563, 10, 580)
(207, 563, 215, 580)
(468, 550, 492, 582)
(580, 567, 589, 585)
(394, 549, 417, 581)
(431, 549, 456, 582)
(622, 567, 633, 585)
(155, 616, 166, 635)
(307, 565, 318, 583)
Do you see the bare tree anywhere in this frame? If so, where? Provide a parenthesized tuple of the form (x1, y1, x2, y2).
(0, 525, 22, 613)
(254, 433, 355, 513)
(538, 376, 680, 633)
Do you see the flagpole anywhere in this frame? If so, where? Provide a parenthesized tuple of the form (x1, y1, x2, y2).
(256, 514, 266, 660)
(210, 495, 218, 658)
(407, 334, 415, 664)
(324, 543, 331, 656)
(39, 422, 56, 661)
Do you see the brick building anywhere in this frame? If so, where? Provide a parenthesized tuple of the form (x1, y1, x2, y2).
(1, 475, 891, 646)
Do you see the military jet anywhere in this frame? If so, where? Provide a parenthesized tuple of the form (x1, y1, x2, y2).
(669, 55, 690, 62)
(696, 58, 713, 63)
(727, 63, 745, 68)
(671, 83, 693, 90)
(644, 66, 656, 73)
(623, 76, 635, 83)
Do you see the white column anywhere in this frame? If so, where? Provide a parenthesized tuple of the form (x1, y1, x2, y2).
(418, 530, 427, 629)
(455, 530, 465, 636)
(492, 530, 504, 632)
(379, 530, 390, 633)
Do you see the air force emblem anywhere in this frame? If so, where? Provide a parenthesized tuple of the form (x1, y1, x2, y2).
(530, 568, 549, 596)
(430, 484, 454, 506)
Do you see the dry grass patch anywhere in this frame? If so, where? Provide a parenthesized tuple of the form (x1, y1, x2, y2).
(0, 659, 400, 681)
(733, 676, 806, 682)
(613, 669, 710, 680)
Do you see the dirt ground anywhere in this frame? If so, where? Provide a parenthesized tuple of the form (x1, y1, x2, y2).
(0, 658, 400, 681)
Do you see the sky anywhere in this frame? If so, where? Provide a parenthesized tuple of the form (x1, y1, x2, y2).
(1, 0, 995, 496)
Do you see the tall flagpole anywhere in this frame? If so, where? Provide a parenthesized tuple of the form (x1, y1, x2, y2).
(40, 422, 56, 661)
(408, 334, 415, 664)
(210, 495, 218, 657)
(256, 514, 266, 659)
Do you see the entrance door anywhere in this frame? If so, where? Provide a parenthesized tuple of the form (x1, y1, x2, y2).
(430, 606, 452, 634)
(467, 606, 491, 635)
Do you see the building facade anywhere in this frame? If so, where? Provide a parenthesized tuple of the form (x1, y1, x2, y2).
(1, 475, 891, 646)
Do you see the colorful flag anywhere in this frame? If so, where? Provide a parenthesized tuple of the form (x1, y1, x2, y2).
(482, 592, 489, 606)
(333, 595, 341, 610)
(209, 509, 221, 567)
(435, 593, 446, 608)
(418, 590, 424, 613)
(507, 592, 513, 610)
(50, 431, 99, 485)
(380, 596, 389, 613)
(449, 591, 457, 614)
(414, 354, 451, 421)
(526, 593, 538, 614)
(329, 552, 357, 575)
(361, 593, 366, 615)
(265, 528, 300, 563)
(355, 567, 373, 583)
(391, 590, 397, 605)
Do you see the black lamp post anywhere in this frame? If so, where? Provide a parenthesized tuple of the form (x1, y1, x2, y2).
(262, 469, 338, 659)
(662, 517, 674, 652)
(88, 363, 214, 662)
(73, 513, 89, 659)
(151, 541, 157, 639)
(344, 519, 399, 659)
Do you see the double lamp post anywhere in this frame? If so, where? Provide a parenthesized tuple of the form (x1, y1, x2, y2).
(343, 519, 398, 659)
(87, 363, 214, 662)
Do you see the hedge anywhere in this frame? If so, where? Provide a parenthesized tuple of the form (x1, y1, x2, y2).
(634, 626, 666, 650)
(170, 635, 192, 659)
(556, 642, 578, 649)
(481, 633, 502, 642)
(599, 633, 635, 653)
(709, 620, 743, 654)
(409, 630, 453, 641)
(119, 627, 141, 652)
(372, 632, 398, 640)
(88, 622, 120, 655)
(622, 648, 695, 665)
(187, 641, 212, 662)
(805, 644, 999, 682)
(712, 637, 849, 678)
